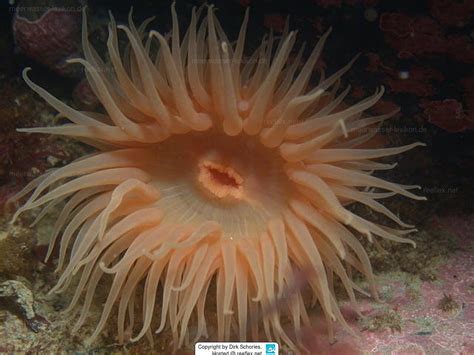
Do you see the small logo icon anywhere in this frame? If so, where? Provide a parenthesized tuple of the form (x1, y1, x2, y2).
(265, 343, 276, 354)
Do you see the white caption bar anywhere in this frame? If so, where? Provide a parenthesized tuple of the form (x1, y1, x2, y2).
(195, 342, 278, 355)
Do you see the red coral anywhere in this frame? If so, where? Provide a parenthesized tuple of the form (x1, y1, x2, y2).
(314, 0, 343, 8)
(379, 11, 474, 63)
(379, 14, 446, 58)
(362, 0, 379, 6)
(263, 14, 286, 33)
(421, 99, 474, 132)
(318, 0, 378, 6)
(372, 99, 400, 115)
(239, 0, 252, 6)
(364, 54, 444, 97)
(346, 0, 379, 6)
(428, 0, 474, 27)
(386, 66, 444, 97)
(386, 78, 433, 96)
(379, 13, 414, 37)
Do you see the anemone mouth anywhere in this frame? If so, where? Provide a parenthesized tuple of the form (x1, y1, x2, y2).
(146, 131, 292, 240)
(198, 160, 244, 199)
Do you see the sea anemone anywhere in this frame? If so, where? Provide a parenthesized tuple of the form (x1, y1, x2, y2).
(11, 4, 425, 351)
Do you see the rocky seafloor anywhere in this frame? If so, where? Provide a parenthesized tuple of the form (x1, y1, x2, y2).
(0, 0, 473, 354)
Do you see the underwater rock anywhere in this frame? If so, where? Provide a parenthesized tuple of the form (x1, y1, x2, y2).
(72, 77, 99, 110)
(0, 223, 35, 277)
(12, 0, 84, 78)
(0, 280, 48, 332)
